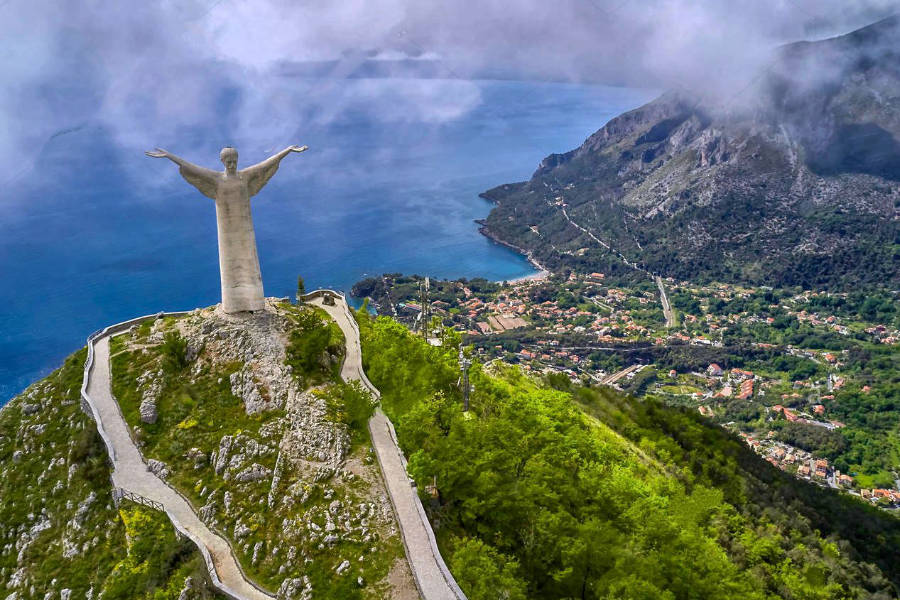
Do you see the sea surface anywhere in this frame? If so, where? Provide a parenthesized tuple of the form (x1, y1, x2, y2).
(0, 79, 654, 404)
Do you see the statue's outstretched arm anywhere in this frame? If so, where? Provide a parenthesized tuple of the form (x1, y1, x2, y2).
(241, 145, 308, 197)
(146, 148, 218, 199)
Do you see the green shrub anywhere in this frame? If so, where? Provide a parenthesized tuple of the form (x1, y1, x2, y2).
(285, 308, 344, 386)
(323, 381, 376, 433)
(161, 331, 188, 371)
(449, 538, 527, 600)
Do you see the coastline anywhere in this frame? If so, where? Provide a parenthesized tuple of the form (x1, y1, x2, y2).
(477, 222, 551, 284)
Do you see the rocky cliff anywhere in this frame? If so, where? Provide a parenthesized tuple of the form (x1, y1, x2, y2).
(480, 16, 900, 288)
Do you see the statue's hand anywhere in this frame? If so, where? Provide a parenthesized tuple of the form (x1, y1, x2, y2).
(288, 145, 308, 153)
(145, 148, 169, 158)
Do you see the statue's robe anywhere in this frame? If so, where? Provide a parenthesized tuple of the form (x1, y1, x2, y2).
(178, 156, 282, 313)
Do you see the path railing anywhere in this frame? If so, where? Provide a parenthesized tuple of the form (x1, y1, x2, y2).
(80, 308, 259, 600)
(113, 487, 165, 511)
(312, 292, 467, 600)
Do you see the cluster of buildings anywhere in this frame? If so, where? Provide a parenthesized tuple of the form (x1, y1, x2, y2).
(735, 431, 900, 507)
(374, 274, 900, 507)
(452, 276, 659, 347)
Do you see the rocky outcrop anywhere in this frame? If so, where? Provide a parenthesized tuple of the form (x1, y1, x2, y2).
(136, 369, 163, 424)
(177, 305, 295, 415)
(106, 301, 415, 597)
(0, 354, 221, 599)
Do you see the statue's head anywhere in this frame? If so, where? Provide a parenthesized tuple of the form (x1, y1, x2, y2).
(220, 146, 238, 173)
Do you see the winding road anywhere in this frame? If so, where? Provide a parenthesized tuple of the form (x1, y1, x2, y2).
(557, 203, 675, 329)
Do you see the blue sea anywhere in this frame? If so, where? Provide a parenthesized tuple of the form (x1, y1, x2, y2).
(0, 79, 654, 404)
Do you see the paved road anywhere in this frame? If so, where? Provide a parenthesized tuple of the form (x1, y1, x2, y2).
(557, 204, 677, 328)
(86, 336, 272, 600)
(309, 295, 466, 600)
(656, 276, 676, 328)
(600, 364, 643, 386)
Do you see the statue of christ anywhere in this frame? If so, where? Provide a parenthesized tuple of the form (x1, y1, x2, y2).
(146, 145, 307, 313)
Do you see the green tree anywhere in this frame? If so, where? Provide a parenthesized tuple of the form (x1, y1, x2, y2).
(450, 538, 527, 600)
(160, 331, 188, 371)
(297, 275, 306, 298)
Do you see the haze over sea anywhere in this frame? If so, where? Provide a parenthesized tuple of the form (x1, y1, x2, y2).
(0, 79, 653, 404)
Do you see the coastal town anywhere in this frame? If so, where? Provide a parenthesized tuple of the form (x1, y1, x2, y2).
(353, 271, 900, 509)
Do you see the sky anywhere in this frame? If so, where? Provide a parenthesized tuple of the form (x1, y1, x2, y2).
(0, 0, 897, 187)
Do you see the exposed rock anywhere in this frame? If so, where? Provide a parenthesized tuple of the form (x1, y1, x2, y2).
(185, 447, 207, 468)
(136, 369, 163, 424)
(277, 576, 312, 600)
(234, 522, 252, 539)
(234, 463, 272, 483)
(147, 459, 170, 480)
(177, 576, 194, 600)
(178, 307, 294, 414)
(139, 399, 158, 425)
(70, 492, 97, 530)
(335, 560, 350, 575)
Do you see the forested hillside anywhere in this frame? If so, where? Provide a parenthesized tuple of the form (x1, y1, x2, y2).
(356, 309, 900, 599)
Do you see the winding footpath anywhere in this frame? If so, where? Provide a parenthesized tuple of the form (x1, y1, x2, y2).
(81, 295, 465, 600)
(308, 294, 467, 600)
(84, 334, 271, 600)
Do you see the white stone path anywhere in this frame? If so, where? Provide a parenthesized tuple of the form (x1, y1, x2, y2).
(82, 294, 466, 600)
(85, 335, 272, 600)
(309, 295, 467, 600)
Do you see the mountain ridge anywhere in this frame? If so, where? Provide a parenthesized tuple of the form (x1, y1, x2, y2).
(479, 16, 900, 288)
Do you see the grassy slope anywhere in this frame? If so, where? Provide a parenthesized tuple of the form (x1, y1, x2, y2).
(108, 305, 404, 599)
(0, 350, 221, 599)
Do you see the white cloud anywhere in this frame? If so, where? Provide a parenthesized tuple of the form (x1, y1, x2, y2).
(0, 0, 895, 188)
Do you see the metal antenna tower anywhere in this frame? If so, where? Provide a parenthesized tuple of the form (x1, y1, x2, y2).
(459, 347, 472, 412)
(418, 276, 431, 338)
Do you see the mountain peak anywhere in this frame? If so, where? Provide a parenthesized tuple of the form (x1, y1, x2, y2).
(480, 16, 900, 289)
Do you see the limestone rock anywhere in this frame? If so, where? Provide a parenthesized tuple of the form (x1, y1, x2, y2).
(139, 399, 158, 425)
(177, 576, 194, 600)
(234, 463, 272, 483)
(234, 522, 251, 539)
(277, 576, 312, 600)
(147, 459, 170, 480)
